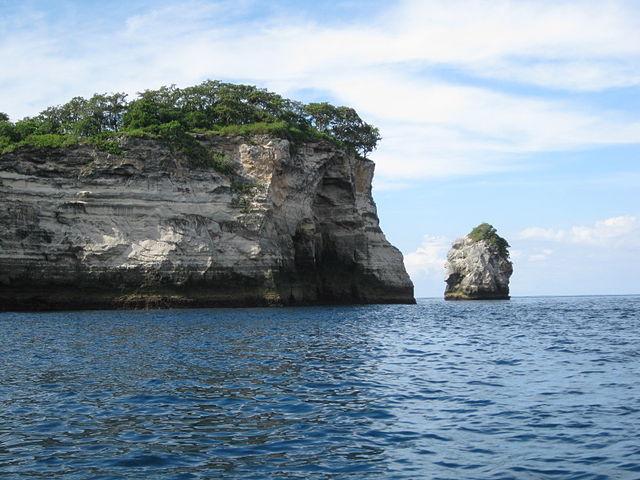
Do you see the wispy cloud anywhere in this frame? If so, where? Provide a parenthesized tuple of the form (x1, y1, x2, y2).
(390, 0, 640, 91)
(1, 0, 640, 180)
(519, 215, 640, 247)
(527, 248, 555, 262)
(403, 235, 449, 280)
(511, 215, 640, 295)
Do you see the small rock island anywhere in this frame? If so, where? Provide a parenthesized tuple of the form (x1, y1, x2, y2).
(444, 223, 512, 300)
(0, 81, 415, 310)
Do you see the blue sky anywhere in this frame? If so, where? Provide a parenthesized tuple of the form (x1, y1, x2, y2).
(1, 0, 639, 297)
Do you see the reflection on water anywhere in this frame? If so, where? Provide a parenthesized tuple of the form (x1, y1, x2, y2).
(1, 297, 639, 479)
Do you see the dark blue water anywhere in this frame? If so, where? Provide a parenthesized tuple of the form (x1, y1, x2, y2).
(1, 296, 639, 479)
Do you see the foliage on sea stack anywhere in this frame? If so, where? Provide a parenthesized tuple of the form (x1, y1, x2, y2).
(468, 223, 510, 258)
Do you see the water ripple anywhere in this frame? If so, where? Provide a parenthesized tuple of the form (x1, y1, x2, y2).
(0, 296, 639, 479)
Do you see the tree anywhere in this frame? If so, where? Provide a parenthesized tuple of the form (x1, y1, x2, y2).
(90, 92, 128, 132)
(13, 118, 45, 138)
(30, 93, 129, 136)
(3, 80, 381, 157)
(304, 102, 338, 132)
(304, 103, 380, 156)
(122, 85, 181, 129)
(0, 113, 16, 148)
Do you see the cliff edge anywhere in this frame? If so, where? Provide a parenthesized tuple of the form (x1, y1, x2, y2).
(444, 223, 512, 300)
(0, 135, 415, 310)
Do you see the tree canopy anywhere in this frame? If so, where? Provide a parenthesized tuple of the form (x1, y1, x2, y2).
(1, 81, 381, 157)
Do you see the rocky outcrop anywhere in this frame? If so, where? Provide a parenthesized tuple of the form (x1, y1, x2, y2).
(0, 134, 414, 310)
(444, 225, 512, 300)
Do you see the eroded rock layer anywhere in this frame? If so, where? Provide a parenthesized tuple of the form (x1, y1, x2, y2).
(0, 135, 414, 310)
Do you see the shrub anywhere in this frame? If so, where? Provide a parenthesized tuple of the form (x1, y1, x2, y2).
(16, 134, 78, 150)
(231, 181, 261, 195)
(205, 151, 234, 173)
(468, 223, 510, 257)
(142, 121, 235, 173)
(0, 135, 12, 152)
(190, 150, 234, 173)
(86, 132, 123, 155)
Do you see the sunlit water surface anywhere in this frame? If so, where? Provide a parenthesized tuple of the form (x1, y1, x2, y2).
(1, 296, 639, 479)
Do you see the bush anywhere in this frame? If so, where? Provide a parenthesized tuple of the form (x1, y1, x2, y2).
(86, 132, 123, 155)
(0, 135, 12, 151)
(205, 151, 234, 173)
(0, 117, 17, 141)
(140, 121, 234, 173)
(189, 150, 234, 173)
(468, 223, 510, 257)
(231, 181, 261, 195)
(15, 134, 78, 150)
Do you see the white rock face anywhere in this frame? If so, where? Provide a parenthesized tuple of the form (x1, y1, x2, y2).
(444, 236, 512, 300)
(0, 134, 414, 310)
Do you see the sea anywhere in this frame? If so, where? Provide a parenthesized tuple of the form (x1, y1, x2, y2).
(1, 295, 639, 480)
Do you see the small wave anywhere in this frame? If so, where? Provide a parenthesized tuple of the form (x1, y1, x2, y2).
(1, 296, 638, 479)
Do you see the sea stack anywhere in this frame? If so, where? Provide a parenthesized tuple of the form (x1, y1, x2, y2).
(444, 223, 512, 300)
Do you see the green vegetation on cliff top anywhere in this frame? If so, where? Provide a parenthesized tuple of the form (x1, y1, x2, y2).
(468, 223, 510, 258)
(0, 80, 381, 164)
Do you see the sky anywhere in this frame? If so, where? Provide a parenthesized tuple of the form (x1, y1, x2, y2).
(1, 0, 639, 297)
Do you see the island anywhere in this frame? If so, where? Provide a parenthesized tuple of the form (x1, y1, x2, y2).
(0, 81, 415, 310)
(444, 223, 512, 300)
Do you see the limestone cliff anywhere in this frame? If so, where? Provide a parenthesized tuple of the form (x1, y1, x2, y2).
(444, 224, 512, 300)
(0, 134, 414, 310)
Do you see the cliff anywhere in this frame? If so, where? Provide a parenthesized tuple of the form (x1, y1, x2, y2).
(444, 224, 512, 300)
(0, 134, 415, 310)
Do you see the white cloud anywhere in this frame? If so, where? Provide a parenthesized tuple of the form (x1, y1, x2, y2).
(476, 59, 640, 92)
(390, 0, 640, 91)
(1, 0, 640, 180)
(519, 226, 567, 243)
(512, 216, 640, 295)
(350, 72, 640, 179)
(372, 179, 412, 191)
(403, 235, 449, 280)
(519, 215, 640, 247)
(528, 248, 554, 262)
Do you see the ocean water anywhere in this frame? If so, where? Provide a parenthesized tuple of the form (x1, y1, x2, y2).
(0, 296, 639, 480)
